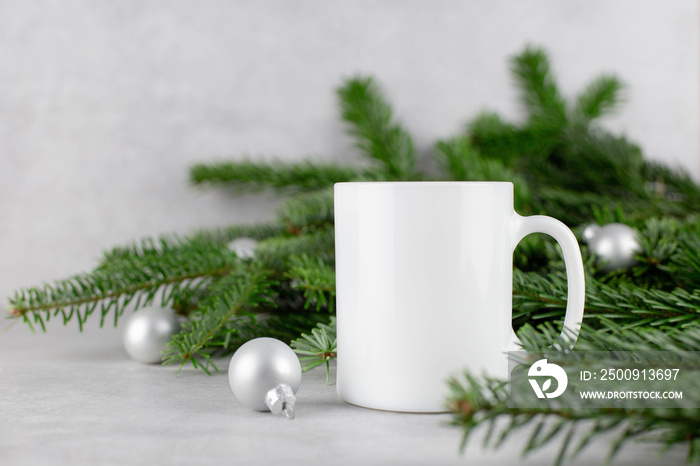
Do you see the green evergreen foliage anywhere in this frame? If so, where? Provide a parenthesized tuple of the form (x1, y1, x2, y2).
(435, 136, 531, 210)
(256, 224, 336, 266)
(468, 47, 700, 225)
(7, 45, 700, 462)
(190, 158, 368, 192)
(277, 187, 335, 229)
(447, 322, 700, 465)
(186, 223, 287, 246)
(287, 255, 335, 312)
(337, 76, 418, 180)
(510, 46, 568, 127)
(447, 370, 700, 466)
(290, 317, 337, 384)
(574, 74, 625, 121)
(162, 264, 274, 374)
(9, 239, 240, 331)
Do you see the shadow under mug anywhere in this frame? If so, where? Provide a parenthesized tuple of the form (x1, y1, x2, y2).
(334, 182, 585, 413)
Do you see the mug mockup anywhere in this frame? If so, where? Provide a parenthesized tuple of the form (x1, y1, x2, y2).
(334, 182, 585, 413)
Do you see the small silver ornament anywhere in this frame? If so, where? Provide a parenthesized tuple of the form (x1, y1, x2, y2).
(122, 306, 181, 364)
(583, 223, 641, 273)
(228, 337, 302, 419)
(227, 237, 258, 259)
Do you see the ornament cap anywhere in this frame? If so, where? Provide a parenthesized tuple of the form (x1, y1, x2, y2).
(265, 384, 296, 419)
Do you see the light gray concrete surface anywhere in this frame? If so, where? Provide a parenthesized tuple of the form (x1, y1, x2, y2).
(0, 318, 688, 465)
(1, 0, 699, 307)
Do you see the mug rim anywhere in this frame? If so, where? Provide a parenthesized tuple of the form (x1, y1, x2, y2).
(335, 181, 514, 187)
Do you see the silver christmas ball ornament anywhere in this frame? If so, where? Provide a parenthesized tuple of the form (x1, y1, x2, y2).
(583, 223, 641, 273)
(122, 307, 181, 364)
(227, 237, 258, 259)
(228, 337, 302, 419)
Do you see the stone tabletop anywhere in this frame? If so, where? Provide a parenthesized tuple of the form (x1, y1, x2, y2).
(0, 317, 686, 466)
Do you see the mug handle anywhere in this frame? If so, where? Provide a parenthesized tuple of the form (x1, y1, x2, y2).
(509, 214, 586, 350)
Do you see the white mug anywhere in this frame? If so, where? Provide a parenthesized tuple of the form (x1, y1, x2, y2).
(334, 182, 585, 413)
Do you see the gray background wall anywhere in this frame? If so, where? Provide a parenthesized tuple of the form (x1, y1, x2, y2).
(1, 0, 698, 305)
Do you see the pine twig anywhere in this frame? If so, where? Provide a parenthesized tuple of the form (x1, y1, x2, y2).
(8, 241, 239, 331)
(510, 46, 567, 127)
(517, 320, 700, 354)
(277, 188, 335, 231)
(512, 269, 700, 328)
(338, 76, 418, 180)
(189, 158, 365, 192)
(256, 225, 336, 266)
(447, 371, 700, 465)
(287, 255, 336, 312)
(187, 223, 287, 247)
(434, 136, 530, 209)
(291, 317, 337, 384)
(162, 265, 275, 374)
(573, 74, 625, 121)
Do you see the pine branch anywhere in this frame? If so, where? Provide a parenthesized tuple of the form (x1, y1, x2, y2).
(510, 46, 567, 127)
(628, 217, 684, 288)
(277, 187, 335, 231)
(447, 371, 700, 465)
(436, 136, 482, 180)
(214, 311, 328, 355)
(468, 111, 559, 165)
(512, 269, 700, 328)
(190, 158, 366, 191)
(669, 234, 700, 287)
(291, 317, 337, 384)
(337, 76, 417, 179)
(435, 136, 514, 181)
(492, 46, 663, 209)
(187, 223, 287, 246)
(533, 188, 664, 226)
(256, 225, 336, 266)
(583, 216, 700, 290)
(162, 265, 275, 374)
(100, 224, 285, 266)
(466, 111, 522, 166)
(98, 234, 191, 265)
(518, 320, 700, 354)
(573, 74, 625, 121)
(8, 241, 239, 331)
(556, 124, 647, 196)
(163, 278, 329, 374)
(448, 323, 700, 463)
(434, 136, 530, 209)
(287, 254, 336, 312)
